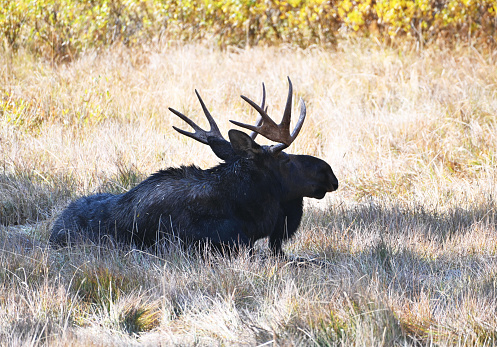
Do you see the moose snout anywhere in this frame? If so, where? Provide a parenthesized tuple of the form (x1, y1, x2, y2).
(330, 181, 338, 192)
(308, 168, 338, 199)
(326, 170, 339, 192)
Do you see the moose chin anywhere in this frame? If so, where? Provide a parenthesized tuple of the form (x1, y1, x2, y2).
(49, 78, 338, 256)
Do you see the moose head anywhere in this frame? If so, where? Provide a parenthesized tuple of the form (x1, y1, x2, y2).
(169, 77, 338, 202)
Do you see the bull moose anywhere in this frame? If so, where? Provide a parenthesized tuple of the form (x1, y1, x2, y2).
(49, 78, 338, 255)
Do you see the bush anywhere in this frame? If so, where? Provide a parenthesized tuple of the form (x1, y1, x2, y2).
(0, 0, 495, 61)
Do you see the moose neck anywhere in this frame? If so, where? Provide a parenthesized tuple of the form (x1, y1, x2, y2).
(216, 157, 284, 200)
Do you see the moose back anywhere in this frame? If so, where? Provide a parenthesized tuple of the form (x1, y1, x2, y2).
(49, 79, 338, 255)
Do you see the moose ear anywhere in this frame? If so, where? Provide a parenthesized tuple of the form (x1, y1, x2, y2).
(228, 130, 262, 159)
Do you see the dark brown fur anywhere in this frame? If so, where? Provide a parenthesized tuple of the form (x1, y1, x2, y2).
(50, 130, 338, 255)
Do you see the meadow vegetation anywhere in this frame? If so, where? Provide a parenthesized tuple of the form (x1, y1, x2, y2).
(0, 0, 496, 62)
(0, 41, 495, 345)
(1, 1, 497, 345)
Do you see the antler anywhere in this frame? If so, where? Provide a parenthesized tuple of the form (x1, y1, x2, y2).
(169, 87, 266, 161)
(168, 90, 225, 145)
(230, 77, 306, 153)
(170, 85, 268, 144)
(249, 83, 266, 140)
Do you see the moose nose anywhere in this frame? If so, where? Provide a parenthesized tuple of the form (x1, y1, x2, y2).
(328, 172, 339, 192)
(328, 181, 338, 192)
(333, 181, 339, 191)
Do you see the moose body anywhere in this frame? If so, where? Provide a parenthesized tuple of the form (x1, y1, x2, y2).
(50, 79, 338, 255)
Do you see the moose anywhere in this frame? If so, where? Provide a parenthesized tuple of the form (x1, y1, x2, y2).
(49, 78, 338, 255)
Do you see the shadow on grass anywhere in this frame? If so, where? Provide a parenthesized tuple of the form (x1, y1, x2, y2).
(0, 172, 74, 226)
(305, 197, 496, 244)
(0, 163, 145, 227)
(2, 204, 497, 346)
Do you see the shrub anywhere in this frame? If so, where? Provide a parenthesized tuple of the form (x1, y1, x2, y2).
(0, 0, 495, 61)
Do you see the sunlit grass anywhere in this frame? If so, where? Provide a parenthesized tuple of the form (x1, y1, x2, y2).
(0, 41, 496, 345)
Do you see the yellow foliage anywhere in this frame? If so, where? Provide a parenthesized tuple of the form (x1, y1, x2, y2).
(0, 0, 495, 61)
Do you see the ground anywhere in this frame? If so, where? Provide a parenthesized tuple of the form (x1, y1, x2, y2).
(0, 42, 496, 345)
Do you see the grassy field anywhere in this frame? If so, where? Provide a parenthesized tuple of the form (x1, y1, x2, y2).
(0, 41, 496, 345)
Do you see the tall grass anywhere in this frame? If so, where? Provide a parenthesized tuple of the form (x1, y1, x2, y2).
(0, 41, 496, 345)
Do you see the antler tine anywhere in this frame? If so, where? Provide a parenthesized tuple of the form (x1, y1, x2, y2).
(270, 98, 306, 153)
(169, 108, 207, 144)
(168, 90, 225, 145)
(232, 77, 306, 152)
(194, 89, 223, 137)
(292, 98, 306, 138)
(280, 76, 293, 130)
(250, 83, 266, 140)
(231, 94, 277, 132)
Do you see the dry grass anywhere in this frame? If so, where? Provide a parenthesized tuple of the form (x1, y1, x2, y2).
(0, 41, 496, 345)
